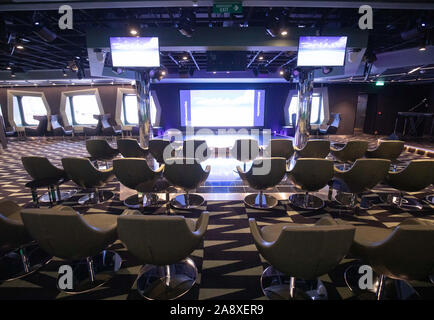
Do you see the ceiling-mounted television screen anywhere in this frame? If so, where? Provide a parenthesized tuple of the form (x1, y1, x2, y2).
(297, 36, 348, 67)
(110, 37, 160, 67)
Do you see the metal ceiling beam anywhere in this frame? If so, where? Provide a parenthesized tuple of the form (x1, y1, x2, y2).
(188, 51, 200, 71)
(246, 51, 261, 69)
(1, 1, 434, 11)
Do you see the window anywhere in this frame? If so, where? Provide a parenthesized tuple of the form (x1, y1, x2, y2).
(121, 94, 157, 125)
(13, 95, 47, 126)
(67, 94, 99, 125)
(288, 93, 324, 126)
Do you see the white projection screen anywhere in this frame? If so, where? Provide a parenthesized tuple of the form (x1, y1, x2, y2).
(179, 89, 265, 127)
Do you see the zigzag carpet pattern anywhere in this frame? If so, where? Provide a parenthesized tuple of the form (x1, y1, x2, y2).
(0, 138, 433, 300)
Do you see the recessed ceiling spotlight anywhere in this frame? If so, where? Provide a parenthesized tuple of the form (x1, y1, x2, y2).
(226, 71, 230, 74)
(258, 56, 264, 60)
(6, 66, 11, 70)
(279, 70, 284, 75)
(130, 29, 138, 36)
(161, 71, 166, 75)
(213, 71, 216, 74)
(280, 30, 288, 36)
(192, 0, 198, 7)
(182, 56, 188, 60)
(16, 45, 24, 49)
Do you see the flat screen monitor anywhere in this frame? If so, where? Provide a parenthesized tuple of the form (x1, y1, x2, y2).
(297, 36, 348, 67)
(179, 89, 265, 127)
(110, 37, 160, 67)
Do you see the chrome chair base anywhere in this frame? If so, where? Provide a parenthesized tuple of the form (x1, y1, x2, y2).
(260, 266, 327, 300)
(124, 193, 160, 209)
(382, 194, 424, 210)
(344, 262, 420, 300)
(57, 250, 122, 294)
(40, 189, 78, 203)
(78, 190, 114, 205)
(0, 244, 52, 282)
(171, 194, 204, 209)
(244, 193, 278, 209)
(426, 195, 434, 205)
(335, 192, 373, 210)
(136, 258, 198, 300)
(289, 193, 325, 210)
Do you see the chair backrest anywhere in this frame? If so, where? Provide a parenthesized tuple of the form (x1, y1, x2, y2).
(0, 200, 30, 249)
(297, 139, 330, 158)
(253, 223, 355, 279)
(288, 158, 334, 192)
(101, 114, 112, 129)
(50, 114, 62, 131)
(117, 139, 146, 158)
(22, 156, 65, 181)
(61, 157, 112, 188)
(264, 139, 294, 160)
(182, 139, 210, 162)
(149, 139, 173, 163)
(367, 140, 404, 161)
(335, 159, 391, 194)
(34, 115, 48, 135)
(164, 157, 209, 190)
(20, 207, 108, 260)
(117, 214, 204, 265)
(230, 139, 260, 162)
(326, 113, 340, 134)
(243, 157, 286, 190)
(86, 139, 118, 159)
(386, 159, 434, 192)
(371, 224, 434, 281)
(334, 140, 369, 162)
(113, 158, 160, 192)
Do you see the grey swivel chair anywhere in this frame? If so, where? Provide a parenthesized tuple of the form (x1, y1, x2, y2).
(365, 140, 405, 167)
(0, 200, 51, 282)
(294, 139, 330, 159)
(163, 158, 210, 209)
(117, 138, 149, 158)
(22, 156, 76, 205)
(230, 139, 260, 171)
(21, 206, 122, 294)
(237, 157, 286, 209)
(113, 158, 169, 208)
(149, 139, 175, 165)
(263, 139, 294, 160)
(86, 138, 119, 168)
(61, 157, 115, 205)
(287, 159, 334, 210)
(383, 160, 434, 210)
(344, 219, 434, 300)
(332, 159, 391, 210)
(250, 216, 355, 300)
(117, 212, 209, 299)
(331, 140, 369, 168)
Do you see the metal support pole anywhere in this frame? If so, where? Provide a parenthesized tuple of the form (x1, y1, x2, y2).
(295, 69, 315, 149)
(135, 70, 153, 148)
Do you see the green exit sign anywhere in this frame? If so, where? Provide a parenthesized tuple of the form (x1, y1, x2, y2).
(213, 2, 243, 14)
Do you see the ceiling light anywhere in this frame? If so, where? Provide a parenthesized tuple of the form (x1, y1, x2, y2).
(16, 45, 24, 49)
(279, 70, 284, 75)
(408, 67, 421, 74)
(161, 71, 166, 75)
(419, 46, 426, 51)
(6, 66, 11, 70)
(130, 29, 138, 36)
(213, 71, 216, 74)
(280, 30, 288, 36)
(375, 80, 385, 86)
(258, 56, 263, 60)
(182, 56, 188, 60)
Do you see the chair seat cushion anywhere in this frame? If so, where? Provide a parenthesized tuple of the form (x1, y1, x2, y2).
(353, 225, 393, 245)
(82, 213, 118, 231)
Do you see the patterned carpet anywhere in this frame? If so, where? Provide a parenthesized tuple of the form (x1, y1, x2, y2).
(0, 137, 433, 300)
